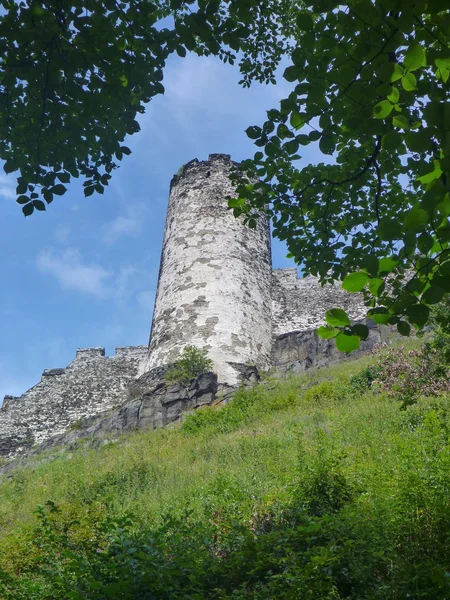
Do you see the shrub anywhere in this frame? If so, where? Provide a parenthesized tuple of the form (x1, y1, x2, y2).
(304, 379, 349, 404)
(349, 365, 380, 393)
(164, 345, 213, 385)
(176, 163, 187, 177)
(297, 432, 357, 517)
(370, 344, 450, 407)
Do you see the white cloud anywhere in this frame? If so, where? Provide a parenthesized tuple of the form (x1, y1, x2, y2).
(36, 247, 156, 311)
(0, 174, 16, 200)
(37, 248, 112, 297)
(103, 201, 150, 243)
(103, 214, 140, 242)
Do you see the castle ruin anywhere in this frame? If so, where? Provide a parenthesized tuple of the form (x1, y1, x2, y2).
(0, 154, 384, 457)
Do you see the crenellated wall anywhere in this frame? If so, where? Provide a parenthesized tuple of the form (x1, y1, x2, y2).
(0, 346, 147, 456)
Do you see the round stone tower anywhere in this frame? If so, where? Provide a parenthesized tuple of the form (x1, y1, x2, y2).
(145, 154, 273, 384)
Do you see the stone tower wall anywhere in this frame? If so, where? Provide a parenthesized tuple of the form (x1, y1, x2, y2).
(145, 154, 273, 384)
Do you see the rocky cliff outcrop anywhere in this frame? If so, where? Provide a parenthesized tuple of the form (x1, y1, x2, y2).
(0, 366, 260, 472)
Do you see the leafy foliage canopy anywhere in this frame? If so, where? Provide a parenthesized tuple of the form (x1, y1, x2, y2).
(232, 0, 450, 337)
(0, 0, 295, 215)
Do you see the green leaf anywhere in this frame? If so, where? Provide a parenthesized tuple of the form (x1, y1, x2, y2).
(361, 255, 379, 277)
(379, 220, 399, 241)
(84, 186, 95, 197)
(433, 275, 450, 292)
(406, 304, 430, 327)
(16, 181, 27, 195)
(351, 323, 369, 340)
(33, 200, 46, 211)
(284, 66, 302, 82)
(22, 203, 34, 217)
(176, 45, 186, 57)
(389, 63, 404, 82)
(335, 332, 360, 353)
(16, 195, 30, 205)
(405, 130, 431, 153)
(397, 321, 411, 336)
(342, 271, 369, 292)
(382, 131, 402, 150)
(297, 134, 310, 145)
(402, 72, 417, 91)
(422, 284, 445, 305)
(387, 87, 400, 104)
(228, 197, 244, 208)
(284, 139, 300, 155)
(404, 207, 429, 231)
(369, 311, 391, 325)
(417, 233, 434, 253)
(246, 126, 261, 140)
(317, 325, 339, 339)
(418, 161, 442, 184)
(120, 146, 132, 155)
(291, 48, 304, 67)
(439, 259, 450, 277)
(436, 58, 450, 83)
(403, 44, 426, 72)
(392, 115, 409, 129)
(290, 111, 304, 130)
(368, 278, 384, 296)
(296, 12, 314, 30)
(43, 190, 53, 204)
(319, 135, 335, 155)
(3, 159, 16, 174)
(373, 100, 394, 119)
(51, 184, 67, 196)
(56, 172, 70, 184)
(325, 308, 350, 327)
(378, 257, 398, 275)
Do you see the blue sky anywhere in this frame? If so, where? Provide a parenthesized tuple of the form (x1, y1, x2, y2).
(0, 52, 322, 400)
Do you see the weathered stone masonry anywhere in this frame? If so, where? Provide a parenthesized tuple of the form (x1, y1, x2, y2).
(0, 154, 382, 457)
(0, 346, 147, 456)
(145, 154, 273, 385)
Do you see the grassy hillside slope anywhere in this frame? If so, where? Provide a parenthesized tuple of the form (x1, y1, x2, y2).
(1, 349, 450, 599)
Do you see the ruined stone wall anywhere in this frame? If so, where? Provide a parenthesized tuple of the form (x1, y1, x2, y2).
(145, 154, 273, 385)
(0, 154, 393, 459)
(272, 269, 367, 337)
(0, 346, 147, 456)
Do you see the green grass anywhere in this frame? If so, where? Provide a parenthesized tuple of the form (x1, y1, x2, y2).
(0, 359, 376, 533)
(1, 345, 450, 598)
